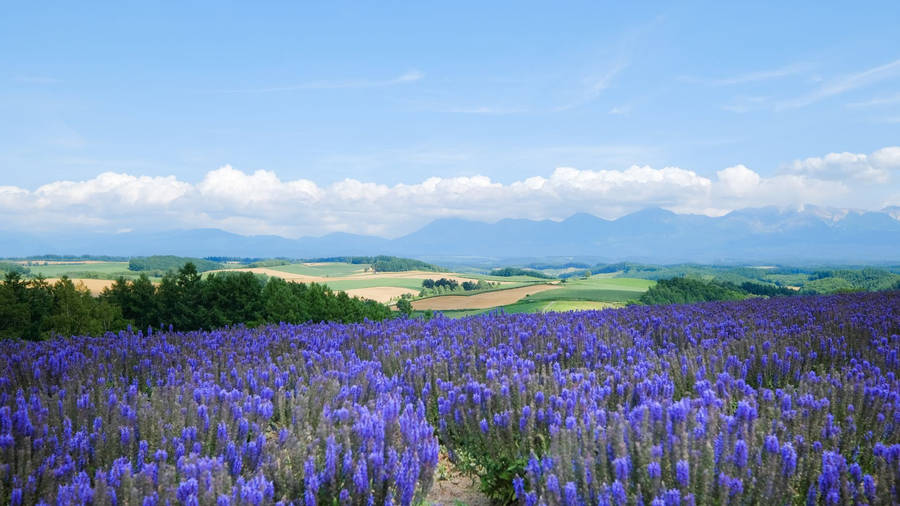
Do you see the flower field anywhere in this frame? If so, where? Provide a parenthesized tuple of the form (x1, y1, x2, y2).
(1, 292, 899, 505)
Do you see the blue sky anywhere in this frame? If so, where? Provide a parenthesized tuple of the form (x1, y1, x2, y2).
(2, 2, 899, 237)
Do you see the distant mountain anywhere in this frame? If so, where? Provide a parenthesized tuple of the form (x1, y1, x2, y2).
(2, 206, 899, 263)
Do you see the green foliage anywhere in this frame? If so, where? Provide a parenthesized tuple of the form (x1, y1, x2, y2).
(419, 278, 497, 297)
(396, 297, 412, 316)
(489, 267, 555, 279)
(1, 272, 126, 339)
(305, 255, 444, 272)
(1, 263, 393, 339)
(371, 256, 442, 272)
(422, 278, 458, 290)
(128, 255, 223, 273)
(638, 277, 748, 305)
(0, 262, 31, 276)
(739, 281, 796, 297)
(800, 277, 857, 295)
(561, 262, 900, 295)
(247, 259, 293, 268)
(813, 268, 900, 291)
(451, 447, 525, 505)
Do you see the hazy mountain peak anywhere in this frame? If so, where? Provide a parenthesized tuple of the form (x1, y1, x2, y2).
(2, 207, 897, 263)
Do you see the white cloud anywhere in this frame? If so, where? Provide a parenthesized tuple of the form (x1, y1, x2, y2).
(717, 165, 760, 195)
(2, 147, 898, 237)
(777, 59, 900, 110)
(553, 61, 628, 111)
(34, 172, 192, 207)
(847, 92, 900, 108)
(682, 62, 811, 86)
(783, 147, 900, 183)
(213, 70, 424, 94)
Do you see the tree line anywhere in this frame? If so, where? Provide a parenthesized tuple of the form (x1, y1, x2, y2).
(0, 263, 392, 340)
(638, 277, 799, 305)
(306, 255, 443, 272)
(128, 255, 223, 273)
(489, 267, 555, 279)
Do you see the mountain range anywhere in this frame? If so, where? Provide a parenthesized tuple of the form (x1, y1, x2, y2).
(3, 206, 899, 264)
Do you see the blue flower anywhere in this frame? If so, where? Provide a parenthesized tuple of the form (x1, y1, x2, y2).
(675, 460, 689, 487)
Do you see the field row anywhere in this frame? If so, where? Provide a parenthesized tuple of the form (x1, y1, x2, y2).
(8, 260, 655, 313)
(1, 292, 897, 504)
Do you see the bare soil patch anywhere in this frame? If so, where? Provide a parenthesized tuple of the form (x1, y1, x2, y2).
(45, 278, 116, 295)
(425, 451, 490, 506)
(214, 267, 324, 281)
(344, 286, 418, 303)
(412, 284, 559, 310)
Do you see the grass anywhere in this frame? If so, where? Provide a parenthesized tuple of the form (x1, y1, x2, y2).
(494, 299, 620, 314)
(464, 273, 555, 283)
(414, 281, 536, 300)
(25, 262, 133, 279)
(418, 299, 622, 319)
(410, 276, 652, 318)
(538, 300, 619, 311)
(266, 262, 368, 277)
(524, 276, 653, 303)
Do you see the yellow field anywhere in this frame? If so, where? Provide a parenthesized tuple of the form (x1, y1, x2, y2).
(411, 284, 559, 310)
(206, 267, 490, 286)
(45, 278, 116, 295)
(344, 287, 420, 302)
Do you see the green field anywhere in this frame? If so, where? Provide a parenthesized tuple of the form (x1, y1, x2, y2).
(23, 262, 133, 279)
(466, 273, 554, 283)
(524, 276, 654, 303)
(267, 262, 368, 277)
(418, 299, 622, 319)
(411, 277, 653, 318)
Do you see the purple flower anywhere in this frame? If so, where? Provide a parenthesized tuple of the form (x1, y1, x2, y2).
(675, 460, 690, 487)
(10, 488, 22, 506)
(863, 475, 875, 501)
(664, 489, 681, 506)
(513, 476, 525, 498)
(733, 439, 748, 469)
(780, 443, 797, 476)
(611, 480, 627, 506)
(613, 456, 630, 482)
(564, 481, 578, 505)
(764, 434, 779, 454)
(545, 473, 560, 499)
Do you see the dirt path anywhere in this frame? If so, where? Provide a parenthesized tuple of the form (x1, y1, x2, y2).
(425, 451, 490, 506)
(411, 284, 559, 310)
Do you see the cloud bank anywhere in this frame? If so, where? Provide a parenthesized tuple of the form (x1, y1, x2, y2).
(3, 147, 898, 238)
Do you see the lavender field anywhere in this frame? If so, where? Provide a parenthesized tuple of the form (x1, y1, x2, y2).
(1, 292, 899, 505)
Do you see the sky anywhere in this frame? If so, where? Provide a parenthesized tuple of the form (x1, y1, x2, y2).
(1, 2, 900, 238)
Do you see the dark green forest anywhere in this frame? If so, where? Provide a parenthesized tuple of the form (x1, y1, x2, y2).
(489, 267, 555, 279)
(638, 277, 750, 305)
(0, 263, 391, 340)
(557, 262, 900, 294)
(128, 255, 223, 273)
(635, 276, 869, 305)
(306, 255, 443, 272)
